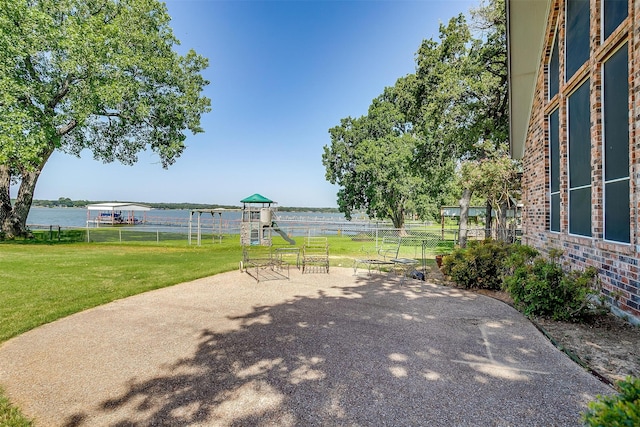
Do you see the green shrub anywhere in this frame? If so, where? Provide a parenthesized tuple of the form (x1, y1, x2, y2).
(504, 249, 602, 320)
(583, 376, 640, 427)
(441, 239, 510, 290)
(442, 241, 603, 320)
(503, 244, 539, 273)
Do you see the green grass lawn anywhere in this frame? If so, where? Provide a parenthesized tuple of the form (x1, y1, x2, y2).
(0, 233, 452, 425)
(0, 387, 31, 427)
(0, 243, 240, 342)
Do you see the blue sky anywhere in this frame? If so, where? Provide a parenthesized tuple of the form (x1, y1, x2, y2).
(27, 0, 477, 207)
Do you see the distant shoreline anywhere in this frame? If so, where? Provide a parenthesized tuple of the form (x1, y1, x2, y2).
(26, 199, 340, 213)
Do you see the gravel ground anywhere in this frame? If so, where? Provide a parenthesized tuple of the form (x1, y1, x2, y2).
(0, 267, 614, 426)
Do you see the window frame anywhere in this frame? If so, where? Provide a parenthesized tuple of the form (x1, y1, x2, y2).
(602, 42, 631, 244)
(549, 108, 561, 233)
(548, 30, 560, 101)
(566, 78, 592, 238)
(565, 0, 591, 81)
(601, 0, 628, 42)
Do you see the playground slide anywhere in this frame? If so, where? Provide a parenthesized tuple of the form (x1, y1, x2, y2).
(272, 222, 296, 245)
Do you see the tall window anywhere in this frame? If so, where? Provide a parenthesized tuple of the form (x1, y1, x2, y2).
(549, 109, 560, 232)
(603, 0, 628, 40)
(566, 0, 590, 80)
(603, 44, 630, 243)
(568, 79, 591, 237)
(549, 32, 559, 99)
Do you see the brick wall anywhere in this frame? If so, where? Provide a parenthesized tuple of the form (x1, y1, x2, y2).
(521, 0, 640, 320)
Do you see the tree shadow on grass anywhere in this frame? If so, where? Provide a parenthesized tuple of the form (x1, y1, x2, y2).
(72, 274, 599, 426)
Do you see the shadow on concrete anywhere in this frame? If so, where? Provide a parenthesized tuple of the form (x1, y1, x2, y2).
(67, 273, 606, 426)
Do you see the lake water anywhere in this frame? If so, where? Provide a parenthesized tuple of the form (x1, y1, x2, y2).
(25, 207, 371, 236)
(27, 207, 234, 227)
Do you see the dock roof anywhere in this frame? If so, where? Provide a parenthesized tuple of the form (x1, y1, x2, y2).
(87, 202, 151, 211)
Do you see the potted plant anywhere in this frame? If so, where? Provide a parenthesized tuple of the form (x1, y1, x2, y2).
(434, 243, 452, 269)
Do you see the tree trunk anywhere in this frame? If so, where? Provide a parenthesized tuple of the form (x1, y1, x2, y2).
(458, 188, 472, 248)
(0, 165, 13, 237)
(485, 199, 492, 239)
(497, 199, 510, 242)
(499, 203, 508, 242)
(390, 213, 403, 230)
(0, 149, 53, 239)
(390, 210, 406, 236)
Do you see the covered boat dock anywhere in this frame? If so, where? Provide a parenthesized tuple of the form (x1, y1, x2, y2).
(86, 203, 151, 226)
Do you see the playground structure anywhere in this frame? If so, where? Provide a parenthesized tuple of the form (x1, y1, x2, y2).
(238, 193, 295, 281)
(186, 194, 296, 247)
(240, 193, 295, 246)
(188, 208, 241, 245)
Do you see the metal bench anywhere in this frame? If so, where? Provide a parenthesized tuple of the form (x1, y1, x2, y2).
(302, 237, 329, 273)
(240, 246, 289, 282)
(353, 237, 400, 276)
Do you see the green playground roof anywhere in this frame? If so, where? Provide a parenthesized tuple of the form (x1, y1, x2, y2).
(240, 193, 273, 204)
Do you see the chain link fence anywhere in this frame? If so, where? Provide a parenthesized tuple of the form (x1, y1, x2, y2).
(28, 225, 192, 243)
(26, 220, 519, 247)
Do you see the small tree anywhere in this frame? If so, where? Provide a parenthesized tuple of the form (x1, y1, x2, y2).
(460, 143, 520, 241)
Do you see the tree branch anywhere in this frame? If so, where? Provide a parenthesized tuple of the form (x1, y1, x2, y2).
(48, 75, 74, 110)
(24, 55, 41, 84)
(57, 119, 77, 136)
(99, 111, 122, 118)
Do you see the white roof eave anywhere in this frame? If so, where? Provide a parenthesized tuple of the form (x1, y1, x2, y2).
(507, 0, 552, 159)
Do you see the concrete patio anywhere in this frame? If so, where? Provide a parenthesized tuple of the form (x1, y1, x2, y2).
(0, 268, 613, 426)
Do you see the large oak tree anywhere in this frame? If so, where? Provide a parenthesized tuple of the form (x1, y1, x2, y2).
(322, 77, 442, 231)
(0, 0, 210, 238)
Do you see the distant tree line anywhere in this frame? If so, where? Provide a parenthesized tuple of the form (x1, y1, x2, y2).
(278, 207, 340, 213)
(28, 198, 339, 212)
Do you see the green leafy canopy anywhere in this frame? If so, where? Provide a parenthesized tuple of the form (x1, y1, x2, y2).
(0, 0, 211, 237)
(323, 1, 508, 230)
(322, 78, 438, 229)
(1, 0, 210, 169)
